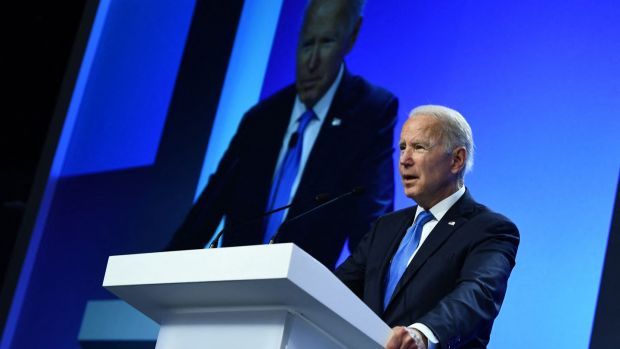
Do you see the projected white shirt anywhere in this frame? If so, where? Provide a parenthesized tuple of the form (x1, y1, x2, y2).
(271, 64, 345, 218)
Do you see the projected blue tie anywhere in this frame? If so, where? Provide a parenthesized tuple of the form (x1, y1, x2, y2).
(384, 210, 434, 309)
(263, 109, 316, 243)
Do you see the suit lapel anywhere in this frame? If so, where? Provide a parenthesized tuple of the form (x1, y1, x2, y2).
(293, 71, 358, 197)
(386, 191, 476, 310)
(368, 208, 415, 314)
(251, 86, 297, 213)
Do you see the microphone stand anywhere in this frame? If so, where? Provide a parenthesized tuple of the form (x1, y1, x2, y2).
(268, 186, 365, 244)
(209, 193, 331, 248)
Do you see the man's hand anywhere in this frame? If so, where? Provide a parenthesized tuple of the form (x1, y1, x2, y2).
(385, 326, 428, 349)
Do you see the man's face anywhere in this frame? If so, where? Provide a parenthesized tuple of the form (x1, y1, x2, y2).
(399, 115, 459, 209)
(296, 1, 353, 108)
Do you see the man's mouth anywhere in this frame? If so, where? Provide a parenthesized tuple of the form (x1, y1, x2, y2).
(402, 174, 418, 182)
(299, 78, 320, 88)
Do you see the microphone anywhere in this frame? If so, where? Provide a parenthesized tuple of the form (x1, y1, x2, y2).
(208, 191, 331, 248)
(268, 186, 365, 244)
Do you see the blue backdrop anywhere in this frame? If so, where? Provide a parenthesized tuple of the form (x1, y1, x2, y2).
(2, 0, 619, 348)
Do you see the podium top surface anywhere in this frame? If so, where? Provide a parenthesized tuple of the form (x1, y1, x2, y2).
(104, 243, 390, 348)
(105, 243, 309, 285)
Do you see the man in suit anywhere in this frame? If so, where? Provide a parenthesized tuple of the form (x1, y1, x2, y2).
(166, 0, 397, 269)
(336, 105, 519, 348)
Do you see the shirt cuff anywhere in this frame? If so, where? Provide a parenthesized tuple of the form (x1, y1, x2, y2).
(409, 323, 438, 349)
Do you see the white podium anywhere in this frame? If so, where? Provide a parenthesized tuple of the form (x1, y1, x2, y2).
(103, 243, 391, 348)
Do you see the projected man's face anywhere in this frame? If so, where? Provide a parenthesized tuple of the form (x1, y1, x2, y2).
(296, 0, 358, 108)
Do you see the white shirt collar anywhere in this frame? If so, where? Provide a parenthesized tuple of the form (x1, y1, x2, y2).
(292, 64, 344, 121)
(415, 186, 466, 222)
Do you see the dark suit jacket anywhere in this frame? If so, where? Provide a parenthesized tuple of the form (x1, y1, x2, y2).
(166, 70, 398, 269)
(336, 190, 519, 348)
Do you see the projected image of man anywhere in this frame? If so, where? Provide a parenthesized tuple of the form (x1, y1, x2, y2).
(167, 0, 398, 270)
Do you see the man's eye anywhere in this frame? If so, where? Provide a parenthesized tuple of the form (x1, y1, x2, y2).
(414, 144, 427, 152)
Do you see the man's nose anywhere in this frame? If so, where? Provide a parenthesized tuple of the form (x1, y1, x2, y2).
(307, 46, 320, 71)
(400, 148, 413, 166)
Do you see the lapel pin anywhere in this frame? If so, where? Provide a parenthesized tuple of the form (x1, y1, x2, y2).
(448, 221, 455, 226)
(331, 118, 342, 126)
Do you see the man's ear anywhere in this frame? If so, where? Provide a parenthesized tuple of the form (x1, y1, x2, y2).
(451, 147, 467, 174)
(345, 17, 362, 54)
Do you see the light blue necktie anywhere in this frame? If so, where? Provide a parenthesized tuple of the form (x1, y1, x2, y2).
(383, 210, 435, 309)
(263, 109, 316, 243)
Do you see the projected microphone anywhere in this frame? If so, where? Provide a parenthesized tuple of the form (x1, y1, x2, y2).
(268, 186, 365, 244)
(208, 192, 331, 248)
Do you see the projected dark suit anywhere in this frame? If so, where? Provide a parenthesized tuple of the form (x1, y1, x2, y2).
(337, 191, 519, 347)
(167, 70, 397, 269)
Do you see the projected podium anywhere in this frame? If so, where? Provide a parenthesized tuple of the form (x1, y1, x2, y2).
(103, 243, 391, 348)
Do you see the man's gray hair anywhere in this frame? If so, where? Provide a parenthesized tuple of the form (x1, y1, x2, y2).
(304, 0, 366, 35)
(409, 105, 475, 180)
(345, 0, 365, 33)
